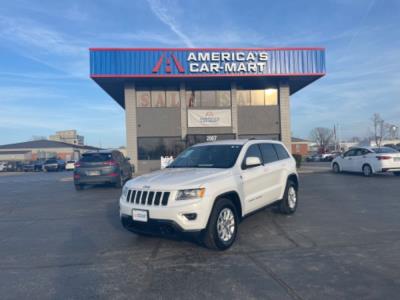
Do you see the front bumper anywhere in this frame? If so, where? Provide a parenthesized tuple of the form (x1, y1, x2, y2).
(119, 195, 212, 232)
(120, 214, 202, 238)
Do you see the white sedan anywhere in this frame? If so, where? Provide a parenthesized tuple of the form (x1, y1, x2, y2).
(65, 160, 76, 171)
(332, 147, 400, 176)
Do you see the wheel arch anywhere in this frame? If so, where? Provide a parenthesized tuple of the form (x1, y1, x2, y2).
(362, 163, 374, 173)
(287, 173, 299, 190)
(215, 191, 242, 219)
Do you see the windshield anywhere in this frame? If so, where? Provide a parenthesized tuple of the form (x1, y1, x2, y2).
(168, 145, 242, 169)
(372, 147, 399, 153)
(45, 159, 57, 163)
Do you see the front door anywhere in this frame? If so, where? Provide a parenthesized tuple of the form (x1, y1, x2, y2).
(240, 144, 267, 214)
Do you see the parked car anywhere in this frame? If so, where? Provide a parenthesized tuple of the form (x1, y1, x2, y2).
(119, 139, 298, 250)
(73, 150, 133, 190)
(0, 162, 7, 172)
(34, 160, 45, 171)
(65, 160, 76, 171)
(332, 146, 400, 176)
(306, 154, 321, 162)
(22, 161, 35, 172)
(43, 159, 64, 172)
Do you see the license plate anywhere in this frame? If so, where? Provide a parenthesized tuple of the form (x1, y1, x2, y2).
(132, 209, 148, 222)
(87, 171, 100, 176)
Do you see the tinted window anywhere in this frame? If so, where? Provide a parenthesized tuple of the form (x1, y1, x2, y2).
(372, 147, 399, 153)
(242, 144, 263, 168)
(260, 143, 279, 164)
(138, 137, 185, 160)
(168, 145, 242, 169)
(344, 149, 356, 157)
(81, 153, 112, 162)
(273, 144, 290, 160)
(45, 159, 57, 163)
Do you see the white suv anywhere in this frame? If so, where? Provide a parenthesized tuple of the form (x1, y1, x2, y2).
(119, 140, 299, 250)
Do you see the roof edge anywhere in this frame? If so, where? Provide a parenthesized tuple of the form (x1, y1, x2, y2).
(89, 47, 325, 51)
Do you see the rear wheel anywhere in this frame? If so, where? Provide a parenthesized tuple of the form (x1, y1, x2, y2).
(75, 184, 84, 191)
(362, 164, 373, 177)
(203, 198, 238, 251)
(114, 174, 124, 188)
(332, 163, 340, 173)
(279, 180, 298, 214)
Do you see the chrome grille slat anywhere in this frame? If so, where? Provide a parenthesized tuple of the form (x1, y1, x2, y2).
(128, 189, 169, 206)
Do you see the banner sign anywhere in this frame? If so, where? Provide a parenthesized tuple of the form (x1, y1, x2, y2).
(90, 48, 326, 77)
(188, 109, 232, 127)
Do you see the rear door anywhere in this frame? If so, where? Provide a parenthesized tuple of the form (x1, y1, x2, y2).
(259, 143, 282, 204)
(351, 148, 370, 172)
(240, 144, 267, 213)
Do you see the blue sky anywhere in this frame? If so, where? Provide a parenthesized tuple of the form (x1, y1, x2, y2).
(0, 0, 399, 147)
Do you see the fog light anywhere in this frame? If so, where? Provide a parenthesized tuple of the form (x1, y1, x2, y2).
(183, 213, 197, 221)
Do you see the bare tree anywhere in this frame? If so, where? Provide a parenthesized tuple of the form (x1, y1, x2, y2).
(371, 113, 384, 147)
(310, 127, 334, 152)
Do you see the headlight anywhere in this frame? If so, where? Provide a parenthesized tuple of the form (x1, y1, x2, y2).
(122, 186, 129, 199)
(176, 188, 205, 200)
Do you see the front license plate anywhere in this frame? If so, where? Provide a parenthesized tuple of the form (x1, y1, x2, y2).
(87, 171, 100, 176)
(132, 209, 148, 222)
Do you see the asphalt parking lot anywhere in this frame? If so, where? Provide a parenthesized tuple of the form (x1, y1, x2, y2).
(1, 165, 400, 299)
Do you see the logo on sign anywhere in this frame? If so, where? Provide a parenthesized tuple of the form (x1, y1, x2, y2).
(152, 52, 185, 74)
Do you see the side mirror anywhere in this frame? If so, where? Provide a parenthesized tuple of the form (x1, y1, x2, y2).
(245, 156, 262, 168)
(126, 157, 131, 161)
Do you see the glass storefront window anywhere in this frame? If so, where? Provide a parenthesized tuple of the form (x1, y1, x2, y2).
(200, 91, 216, 107)
(250, 90, 265, 106)
(265, 89, 278, 105)
(136, 91, 151, 107)
(237, 90, 251, 106)
(166, 91, 180, 107)
(151, 91, 166, 107)
(138, 137, 185, 160)
(216, 91, 231, 107)
(186, 91, 201, 108)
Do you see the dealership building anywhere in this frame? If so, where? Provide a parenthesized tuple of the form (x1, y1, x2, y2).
(90, 47, 325, 173)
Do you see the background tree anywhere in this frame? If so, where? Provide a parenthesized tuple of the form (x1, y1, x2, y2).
(310, 127, 334, 153)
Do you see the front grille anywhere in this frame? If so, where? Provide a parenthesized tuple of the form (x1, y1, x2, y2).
(126, 189, 170, 206)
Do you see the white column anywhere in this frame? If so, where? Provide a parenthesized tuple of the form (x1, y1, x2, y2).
(180, 82, 187, 140)
(124, 83, 138, 171)
(231, 82, 238, 138)
(279, 82, 291, 151)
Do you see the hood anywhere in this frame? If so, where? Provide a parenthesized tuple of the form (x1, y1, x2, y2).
(126, 167, 231, 189)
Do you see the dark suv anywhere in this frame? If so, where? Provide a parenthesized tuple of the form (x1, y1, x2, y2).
(73, 150, 133, 190)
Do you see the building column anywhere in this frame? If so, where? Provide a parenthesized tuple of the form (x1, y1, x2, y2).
(231, 82, 238, 138)
(279, 81, 291, 151)
(124, 83, 138, 171)
(180, 82, 187, 140)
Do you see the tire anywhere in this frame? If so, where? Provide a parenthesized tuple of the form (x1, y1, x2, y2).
(393, 172, 400, 177)
(202, 198, 238, 251)
(114, 174, 124, 188)
(279, 180, 298, 214)
(332, 163, 340, 173)
(362, 164, 373, 177)
(75, 184, 84, 191)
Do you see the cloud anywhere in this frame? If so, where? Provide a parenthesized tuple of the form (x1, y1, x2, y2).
(145, 0, 194, 47)
(0, 15, 88, 78)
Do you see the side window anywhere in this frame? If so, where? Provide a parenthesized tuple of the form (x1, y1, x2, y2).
(242, 144, 263, 169)
(273, 144, 290, 160)
(344, 149, 356, 157)
(260, 143, 279, 164)
(361, 149, 370, 155)
(354, 149, 364, 156)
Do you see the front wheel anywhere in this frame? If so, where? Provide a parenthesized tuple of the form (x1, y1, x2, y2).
(278, 180, 298, 214)
(332, 163, 340, 173)
(202, 198, 238, 251)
